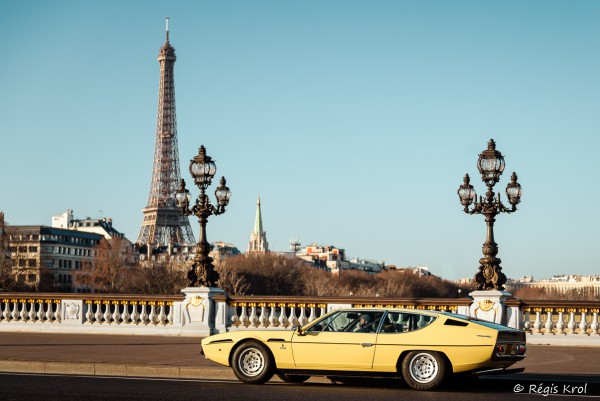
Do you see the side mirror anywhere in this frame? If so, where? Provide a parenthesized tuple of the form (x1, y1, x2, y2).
(293, 325, 305, 336)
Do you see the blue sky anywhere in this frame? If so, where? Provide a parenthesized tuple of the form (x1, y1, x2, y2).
(1, 1, 599, 281)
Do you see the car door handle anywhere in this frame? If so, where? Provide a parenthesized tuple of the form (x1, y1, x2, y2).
(360, 343, 373, 347)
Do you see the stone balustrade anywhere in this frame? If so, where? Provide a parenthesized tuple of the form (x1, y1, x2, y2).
(1, 291, 599, 342)
(223, 295, 469, 330)
(520, 300, 600, 336)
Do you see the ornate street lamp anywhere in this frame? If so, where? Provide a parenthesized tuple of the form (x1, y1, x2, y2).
(458, 139, 522, 291)
(176, 145, 231, 287)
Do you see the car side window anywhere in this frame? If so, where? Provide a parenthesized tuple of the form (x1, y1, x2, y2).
(306, 311, 383, 333)
(380, 312, 436, 333)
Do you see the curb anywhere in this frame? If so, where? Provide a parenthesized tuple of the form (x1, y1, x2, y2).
(0, 360, 236, 380)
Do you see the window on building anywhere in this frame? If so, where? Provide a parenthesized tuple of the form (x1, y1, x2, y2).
(18, 246, 27, 253)
(28, 259, 36, 267)
(29, 246, 38, 253)
(18, 259, 26, 267)
(27, 274, 36, 282)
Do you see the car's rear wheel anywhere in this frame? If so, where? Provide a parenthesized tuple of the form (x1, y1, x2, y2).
(276, 372, 310, 383)
(231, 341, 274, 384)
(401, 351, 446, 391)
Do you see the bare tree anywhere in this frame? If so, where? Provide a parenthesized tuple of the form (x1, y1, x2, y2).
(73, 237, 134, 293)
(0, 212, 17, 291)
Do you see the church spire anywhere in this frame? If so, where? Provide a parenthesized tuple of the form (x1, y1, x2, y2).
(248, 196, 269, 253)
(253, 197, 263, 235)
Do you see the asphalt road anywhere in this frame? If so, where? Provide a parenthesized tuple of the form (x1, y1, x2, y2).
(0, 372, 598, 401)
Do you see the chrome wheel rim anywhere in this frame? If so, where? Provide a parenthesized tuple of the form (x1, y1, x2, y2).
(238, 347, 265, 377)
(409, 353, 439, 383)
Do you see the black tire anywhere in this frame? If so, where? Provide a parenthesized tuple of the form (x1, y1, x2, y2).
(231, 341, 274, 384)
(401, 351, 446, 391)
(276, 372, 310, 383)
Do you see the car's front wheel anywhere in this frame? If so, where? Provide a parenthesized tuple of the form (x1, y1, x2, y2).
(401, 351, 446, 391)
(276, 372, 310, 383)
(231, 341, 274, 384)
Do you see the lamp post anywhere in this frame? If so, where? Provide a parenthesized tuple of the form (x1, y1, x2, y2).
(176, 145, 231, 287)
(458, 139, 522, 291)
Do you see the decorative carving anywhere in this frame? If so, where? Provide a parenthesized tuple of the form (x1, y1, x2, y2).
(65, 302, 80, 320)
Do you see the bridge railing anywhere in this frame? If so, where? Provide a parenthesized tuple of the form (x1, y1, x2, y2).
(1, 291, 599, 339)
(222, 295, 469, 330)
(520, 300, 600, 335)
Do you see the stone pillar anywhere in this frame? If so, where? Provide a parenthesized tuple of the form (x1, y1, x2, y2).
(469, 290, 512, 326)
(180, 287, 225, 336)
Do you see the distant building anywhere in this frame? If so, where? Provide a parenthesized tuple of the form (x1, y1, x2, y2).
(296, 244, 386, 275)
(5, 225, 103, 291)
(297, 244, 345, 271)
(388, 265, 432, 277)
(247, 197, 269, 253)
(210, 241, 241, 262)
(52, 210, 138, 265)
(507, 275, 600, 298)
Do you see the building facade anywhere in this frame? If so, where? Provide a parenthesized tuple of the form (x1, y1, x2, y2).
(5, 225, 103, 291)
(52, 210, 138, 265)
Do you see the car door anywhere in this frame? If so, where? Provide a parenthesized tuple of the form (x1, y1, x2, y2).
(291, 310, 383, 370)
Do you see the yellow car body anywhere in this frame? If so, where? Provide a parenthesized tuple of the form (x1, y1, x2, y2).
(201, 308, 526, 391)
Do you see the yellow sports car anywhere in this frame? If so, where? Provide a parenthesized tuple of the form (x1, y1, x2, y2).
(200, 308, 526, 391)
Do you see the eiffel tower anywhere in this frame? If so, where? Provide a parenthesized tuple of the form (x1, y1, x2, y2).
(137, 18, 195, 250)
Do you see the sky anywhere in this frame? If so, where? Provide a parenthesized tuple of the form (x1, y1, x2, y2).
(1, 1, 599, 282)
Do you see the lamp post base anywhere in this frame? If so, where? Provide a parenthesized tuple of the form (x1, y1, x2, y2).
(181, 286, 225, 336)
(469, 290, 512, 326)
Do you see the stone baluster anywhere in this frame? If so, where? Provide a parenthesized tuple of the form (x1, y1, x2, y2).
(112, 302, 121, 324)
(591, 310, 599, 335)
(239, 304, 250, 327)
(308, 305, 317, 322)
(103, 302, 112, 324)
(121, 302, 130, 324)
(10, 299, 19, 321)
(249, 305, 259, 327)
(149, 303, 158, 325)
(36, 301, 45, 322)
(533, 310, 542, 333)
(258, 304, 269, 328)
(522, 310, 531, 331)
(158, 303, 167, 325)
(94, 302, 103, 323)
(131, 302, 140, 324)
(139, 302, 149, 325)
(320, 305, 327, 318)
(579, 310, 588, 334)
(288, 304, 299, 327)
(544, 309, 554, 334)
(556, 309, 565, 335)
(298, 304, 308, 326)
(268, 303, 278, 327)
(19, 300, 27, 321)
(27, 300, 36, 322)
(84, 301, 93, 323)
(278, 303, 289, 328)
(567, 310, 576, 335)
(230, 305, 240, 327)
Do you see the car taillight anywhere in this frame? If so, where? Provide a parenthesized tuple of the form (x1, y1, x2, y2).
(517, 344, 527, 355)
(496, 344, 505, 353)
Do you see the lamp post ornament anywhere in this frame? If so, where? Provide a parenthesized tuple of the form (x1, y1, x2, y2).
(458, 139, 522, 291)
(176, 145, 231, 287)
